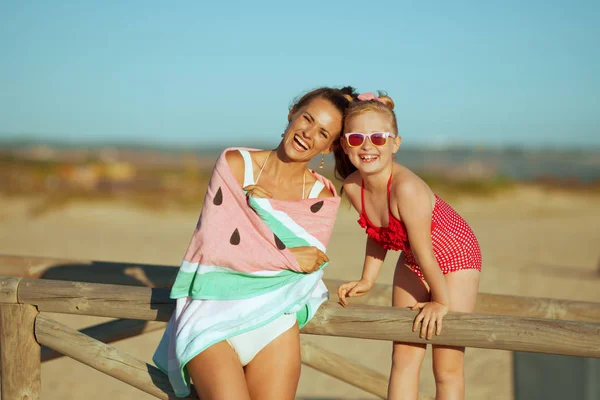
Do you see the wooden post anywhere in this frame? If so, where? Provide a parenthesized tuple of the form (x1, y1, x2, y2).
(0, 304, 40, 400)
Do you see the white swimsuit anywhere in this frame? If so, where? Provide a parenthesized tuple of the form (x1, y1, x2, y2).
(224, 150, 324, 366)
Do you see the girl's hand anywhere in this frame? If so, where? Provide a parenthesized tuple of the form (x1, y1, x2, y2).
(411, 301, 449, 339)
(243, 184, 272, 199)
(289, 246, 328, 274)
(337, 279, 373, 307)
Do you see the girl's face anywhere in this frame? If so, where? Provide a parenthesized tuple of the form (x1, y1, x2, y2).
(342, 111, 401, 176)
(281, 97, 342, 163)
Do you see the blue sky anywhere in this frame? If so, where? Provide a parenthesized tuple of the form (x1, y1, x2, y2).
(1, 1, 598, 149)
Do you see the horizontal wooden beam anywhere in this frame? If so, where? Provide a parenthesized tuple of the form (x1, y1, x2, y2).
(10, 277, 600, 358)
(324, 279, 600, 323)
(302, 303, 600, 358)
(38, 317, 391, 399)
(2, 254, 599, 323)
(35, 314, 197, 399)
(16, 277, 174, 321)
(0, 276, 21, 304)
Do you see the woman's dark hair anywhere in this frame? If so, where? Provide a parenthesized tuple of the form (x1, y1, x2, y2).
(289, 86, 359, 183)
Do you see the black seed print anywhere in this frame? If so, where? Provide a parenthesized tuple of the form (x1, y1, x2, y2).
(213, 187, 223, 205)
(230, 229, 240, 245)
(274, 234, 286, 250)
(310, 200, 324, 213)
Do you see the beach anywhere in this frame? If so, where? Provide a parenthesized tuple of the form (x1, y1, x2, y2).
(0, 186, 598, 399)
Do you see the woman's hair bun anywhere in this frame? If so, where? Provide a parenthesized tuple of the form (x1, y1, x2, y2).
(340, 86, 358, 103)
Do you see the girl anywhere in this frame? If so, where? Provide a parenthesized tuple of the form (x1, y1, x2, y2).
(154, 86, 356, 400)
(336, 92, 481, 400)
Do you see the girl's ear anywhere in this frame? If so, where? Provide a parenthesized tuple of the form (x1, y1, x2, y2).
(392, 135, 402, 154)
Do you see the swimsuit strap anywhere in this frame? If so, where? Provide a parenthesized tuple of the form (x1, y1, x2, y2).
(238, 149, 255, 187)
(255, 151, 272, 185)
(361, 173, 394, 218)
(308, 179, 325, 199)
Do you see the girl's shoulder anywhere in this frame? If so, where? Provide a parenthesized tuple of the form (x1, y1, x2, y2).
(342, 171, 362, 195)
(391, 164, 430, 200)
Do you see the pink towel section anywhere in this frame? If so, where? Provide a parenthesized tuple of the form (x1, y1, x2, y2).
(181, 147, 341, 274)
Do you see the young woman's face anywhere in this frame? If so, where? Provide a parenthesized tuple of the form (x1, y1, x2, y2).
(342, 111, 401, 175)
(281, 97, 343, 163)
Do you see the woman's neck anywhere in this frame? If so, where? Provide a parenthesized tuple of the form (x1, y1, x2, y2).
(263, 147, 309, 184)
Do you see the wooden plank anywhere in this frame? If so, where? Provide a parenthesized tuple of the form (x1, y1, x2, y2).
(3, 254, 599, 322)
(39, 319, 395, 399)
(303, 303, 600, 358)
(0, 304, 40, 400)
(17, 278, 600, 358)
(300, 341, 388, 399)
(41, 319, 167, 362)
(0, 277, 21, 304)
(323, 279, 600, 323)
(35, 314, 197, 399)
(18, 278, 174, 321)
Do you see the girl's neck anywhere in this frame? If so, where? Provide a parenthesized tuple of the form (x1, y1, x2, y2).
(361, 164, 394, 192)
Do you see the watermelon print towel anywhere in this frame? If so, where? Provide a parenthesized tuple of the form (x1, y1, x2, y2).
(153, 148, 341, 397)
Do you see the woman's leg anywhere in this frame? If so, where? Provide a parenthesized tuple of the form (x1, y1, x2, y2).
(186, 341, 252, 400)
(431, 269, 480, 400)
(389, 256, 431, 400)
(244, 322, 301, 400)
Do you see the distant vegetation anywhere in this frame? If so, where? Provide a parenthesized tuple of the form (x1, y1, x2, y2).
(2, 149, 598, 217)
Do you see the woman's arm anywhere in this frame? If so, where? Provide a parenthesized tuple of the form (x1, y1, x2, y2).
(395, 180, 450, 338)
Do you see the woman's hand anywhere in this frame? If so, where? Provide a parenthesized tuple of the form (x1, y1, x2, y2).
(337, 279, 373, 307)
(243, 184, 272, 199)
(289, 246, 328, 274)
(411, 301, 449, 339)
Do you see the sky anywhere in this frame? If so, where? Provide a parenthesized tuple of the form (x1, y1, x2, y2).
(1, 1, 599, 149)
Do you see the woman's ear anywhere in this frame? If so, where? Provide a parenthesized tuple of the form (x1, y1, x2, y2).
(392, 135, 402, 154)
(323, 138, 341, 155)
(287, 106, 297, 122)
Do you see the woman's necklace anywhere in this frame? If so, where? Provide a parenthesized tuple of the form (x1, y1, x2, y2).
(255, 151, 306, 200)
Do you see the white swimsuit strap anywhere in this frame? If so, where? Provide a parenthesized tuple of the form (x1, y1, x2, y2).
(238, 150, 255, 187)
(308, 179, 325, 199)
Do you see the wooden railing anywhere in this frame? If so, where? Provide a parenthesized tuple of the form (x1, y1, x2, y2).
(1, 255, 599, 400)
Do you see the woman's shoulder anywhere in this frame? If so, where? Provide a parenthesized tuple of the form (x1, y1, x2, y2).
(221, 147, 266, 185)
(223, 147, 271, 168)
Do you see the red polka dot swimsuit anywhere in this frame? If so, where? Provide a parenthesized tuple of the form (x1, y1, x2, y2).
(358, 176, 482, 280)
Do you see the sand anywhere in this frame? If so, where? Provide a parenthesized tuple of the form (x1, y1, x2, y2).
(0, 186, 598, 399)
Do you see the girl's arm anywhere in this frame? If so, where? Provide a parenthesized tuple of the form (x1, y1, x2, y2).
(337, 177, 388, 306)
(395, 180, 450, 338)
(338, 235, 388, 306)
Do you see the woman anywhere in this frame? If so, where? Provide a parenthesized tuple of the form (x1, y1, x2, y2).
(153, 86, 356, 400)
